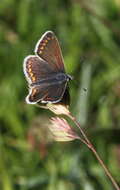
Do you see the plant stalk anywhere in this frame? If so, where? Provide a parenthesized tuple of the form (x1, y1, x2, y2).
(68, 113, 120, 190)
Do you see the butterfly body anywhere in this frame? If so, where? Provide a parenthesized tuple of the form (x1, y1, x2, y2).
(30, 73, 71, 87)
(23, 31, 71, 105)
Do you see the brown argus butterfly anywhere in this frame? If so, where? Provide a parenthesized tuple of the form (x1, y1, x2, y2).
(23, 31, 72, 105)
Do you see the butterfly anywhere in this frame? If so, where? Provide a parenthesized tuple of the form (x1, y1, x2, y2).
(23, 31, 72, 105)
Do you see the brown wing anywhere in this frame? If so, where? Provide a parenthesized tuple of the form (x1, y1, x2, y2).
(23, 55, 55, 85)
(26, 81, 67, 104)
(58, 86, 70, 106)
(34, 31, 65, 72)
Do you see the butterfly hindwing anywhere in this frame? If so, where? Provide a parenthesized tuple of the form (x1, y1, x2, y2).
(26, 81, 67, 104)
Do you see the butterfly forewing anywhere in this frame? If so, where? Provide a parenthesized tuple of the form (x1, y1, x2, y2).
(35, 31, 65, 72)
(23, 55, 55, 85)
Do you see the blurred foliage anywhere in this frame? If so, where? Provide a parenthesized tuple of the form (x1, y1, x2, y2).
(0, 0, 120, 189)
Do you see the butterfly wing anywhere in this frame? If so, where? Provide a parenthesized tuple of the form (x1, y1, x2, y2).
(37, 87, 70, 108)
(23, 55, 56, 85)
(26, 81, 67, 104)
(59, 86, 70, 106)
(35, 31, 65, 72)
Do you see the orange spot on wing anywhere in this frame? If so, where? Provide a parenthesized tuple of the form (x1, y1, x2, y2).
(28, 68, 32, 72)
(47, 37, 51, 40)
(31, 88, 37, 98)
(30, 72, 33, 77)
(40, 46, 44, 50)
(32, 77, 36, 81)
(43, 43, 46, 46)
(32, 89, 37, 95)
(28, 64, 31, 68)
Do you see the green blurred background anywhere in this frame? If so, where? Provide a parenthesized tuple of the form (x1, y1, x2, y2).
(0, 0, 120, 189)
